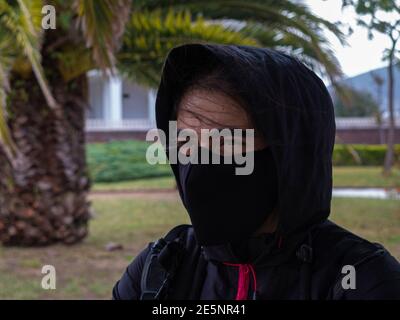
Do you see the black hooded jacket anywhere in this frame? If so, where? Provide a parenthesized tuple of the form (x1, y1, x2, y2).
(113, 43, 400, 300)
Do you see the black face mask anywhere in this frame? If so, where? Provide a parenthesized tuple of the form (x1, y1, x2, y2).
(177, 147, 278, 246)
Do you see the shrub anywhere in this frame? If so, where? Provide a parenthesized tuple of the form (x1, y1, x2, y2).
(86, 140, 172, 182)
(333, 144, 400, 166)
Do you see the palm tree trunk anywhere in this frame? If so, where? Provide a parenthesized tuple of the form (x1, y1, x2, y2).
(0, 36, 91, 246)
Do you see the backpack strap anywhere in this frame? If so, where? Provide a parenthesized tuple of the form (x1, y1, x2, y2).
(140, 224, 191, 300)
(167, 227, 208, 299)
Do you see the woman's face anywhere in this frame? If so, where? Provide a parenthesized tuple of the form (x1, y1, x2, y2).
(177, 88, 267, 154)
(176, 87, 278, 236)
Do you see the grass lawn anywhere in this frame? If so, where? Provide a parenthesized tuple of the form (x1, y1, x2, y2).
(0, 195, 399, 299)
(93, 176, 176, 191)
(333, 166, 400, 188)
(91, 166, 400, 191)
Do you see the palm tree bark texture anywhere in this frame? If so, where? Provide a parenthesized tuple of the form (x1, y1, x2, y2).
(0, 31, 90, 246)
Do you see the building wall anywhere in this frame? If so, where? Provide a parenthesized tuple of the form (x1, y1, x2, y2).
(336, 128, 400, 144)
(122, 82, 149, 119)
(86, 71, 153, 123)
(87, 74, 105, 119)
(86, 130, 148, 142)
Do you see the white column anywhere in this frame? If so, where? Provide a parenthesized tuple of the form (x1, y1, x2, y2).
(103, 74, 123, 127)
(147, 89, 157, 128)
(110, 76, 123, 122)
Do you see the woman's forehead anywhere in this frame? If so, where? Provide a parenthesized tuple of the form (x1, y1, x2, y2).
(176, 88, 252, 130)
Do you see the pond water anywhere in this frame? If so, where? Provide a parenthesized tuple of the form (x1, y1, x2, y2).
(332, 188, 400, 200)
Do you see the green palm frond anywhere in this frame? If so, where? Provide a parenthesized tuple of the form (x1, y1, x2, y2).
(240, 21, 343, 81)
(0, 31, 15, 91)
(0, 23, 19, 156)
(0, 0, 59, 110)
(74, 0, 132, 71)
(118, 9, 258, 87)
(0, 73, 16, 158)
(0, 87, 16, 158)
(137, 0, 344, 39)
(134, 0, 345, 80)
(55, 45, 95, 82)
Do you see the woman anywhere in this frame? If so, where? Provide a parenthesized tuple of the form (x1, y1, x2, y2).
(113, 43, 400, 300)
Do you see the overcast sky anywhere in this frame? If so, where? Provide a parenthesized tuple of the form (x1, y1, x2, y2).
(304, 0, 397, 78)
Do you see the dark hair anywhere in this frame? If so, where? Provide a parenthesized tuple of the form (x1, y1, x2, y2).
(172, 64, 255, 128)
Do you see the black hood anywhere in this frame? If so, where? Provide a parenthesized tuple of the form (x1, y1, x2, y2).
(155, 43, 336, 260)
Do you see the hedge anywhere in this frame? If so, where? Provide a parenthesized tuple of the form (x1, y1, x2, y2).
(86, 140, 172, 183)
(333, 144, 400, 166)
(86, 141, 400, 182)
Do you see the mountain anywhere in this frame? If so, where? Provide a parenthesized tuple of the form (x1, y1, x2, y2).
(329, 64, 400, 116)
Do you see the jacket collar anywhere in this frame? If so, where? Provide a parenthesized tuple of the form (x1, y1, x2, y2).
(201, 229, 310, 267)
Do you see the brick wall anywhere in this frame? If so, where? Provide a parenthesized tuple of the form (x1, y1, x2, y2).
(335, 128, 400, 144)
(86, 131, 148, 143)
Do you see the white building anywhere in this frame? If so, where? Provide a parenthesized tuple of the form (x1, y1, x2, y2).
(85, 70, 156, 140)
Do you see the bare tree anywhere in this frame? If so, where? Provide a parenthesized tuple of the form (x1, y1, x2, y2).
(370, 71, 385, 144)
(343, 0, 400, 174)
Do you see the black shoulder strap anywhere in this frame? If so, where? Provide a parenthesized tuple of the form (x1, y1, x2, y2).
(140, 224, 191, 300)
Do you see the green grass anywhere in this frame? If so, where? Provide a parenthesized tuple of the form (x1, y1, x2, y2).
(92, 176, 176, 191)
(0, 195, 398, 299)
(333, 166, 400, 188)
(330, 198, 400, 253)
(0, 195, 188, 300)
